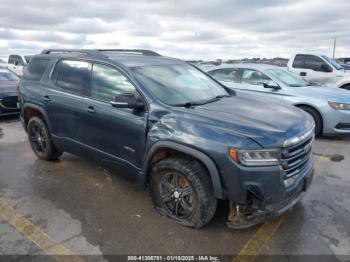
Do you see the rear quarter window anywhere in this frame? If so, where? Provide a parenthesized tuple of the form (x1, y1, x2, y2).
(23, 58, 50, 81)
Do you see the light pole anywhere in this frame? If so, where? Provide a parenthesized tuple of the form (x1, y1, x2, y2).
(332, 37, 337, 59)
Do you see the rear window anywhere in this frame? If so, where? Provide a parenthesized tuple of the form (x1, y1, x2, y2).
(292, 55, 304, 68)
(55, 60, 90, 96)
(208, 68, 239, 82)
(23, 58, 50, 81)
(8, 55, 15, 64)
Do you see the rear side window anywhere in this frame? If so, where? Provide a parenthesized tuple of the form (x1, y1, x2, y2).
(292, 55, 304, 68)
(55, 60, 91, 96)
(15, 56, 24, 66)
(208, 68, 239, 82)
(23, 58, 50, 81)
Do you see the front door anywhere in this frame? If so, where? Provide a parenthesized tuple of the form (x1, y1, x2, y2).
(80, 63, 148, 169)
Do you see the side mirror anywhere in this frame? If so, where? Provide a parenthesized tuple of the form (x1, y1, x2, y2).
(263, 81, 281, 90)
(321, 63, 332, 73)
(110, 93, 145, 110)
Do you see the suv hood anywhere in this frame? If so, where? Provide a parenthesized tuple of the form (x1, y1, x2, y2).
(175, 95, 313, 148)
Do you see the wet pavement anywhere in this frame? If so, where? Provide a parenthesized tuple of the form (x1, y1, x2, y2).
(0, 116, 349, 260)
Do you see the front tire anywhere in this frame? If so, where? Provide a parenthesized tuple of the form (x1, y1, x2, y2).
(299, 106, 322, 136)
(150, 156, 217, 228)
(27, 117, 62, 161)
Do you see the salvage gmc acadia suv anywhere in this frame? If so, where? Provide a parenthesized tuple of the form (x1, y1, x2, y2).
(19, 49, 315, 229)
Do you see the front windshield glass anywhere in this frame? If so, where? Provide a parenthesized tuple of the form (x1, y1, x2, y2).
(0, 70, 19, 81)
(267, 68, 310, 87)
(132, 64, 229, 106)
(321, 55, 343, 70)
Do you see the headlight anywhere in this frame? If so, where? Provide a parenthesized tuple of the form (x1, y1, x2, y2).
(328, 102, 350, 110)
(229, 149, 280, 166)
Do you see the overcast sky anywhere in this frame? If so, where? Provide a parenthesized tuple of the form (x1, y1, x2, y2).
(0, 0, 349, 59)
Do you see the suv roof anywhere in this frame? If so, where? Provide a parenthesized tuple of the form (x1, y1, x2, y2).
(36, 49, 182, 68)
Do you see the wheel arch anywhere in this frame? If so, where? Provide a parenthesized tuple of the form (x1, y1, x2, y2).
(294, 103, 324, 130)
(339, 83, 350, 90)
(139, 141, 224, 199)
(23, 103, 52, 132)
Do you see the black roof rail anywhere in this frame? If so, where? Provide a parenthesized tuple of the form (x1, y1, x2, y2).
(40, 49, 106, 57)
(41, 49, 161, 57)
(97, 49, 161, 56)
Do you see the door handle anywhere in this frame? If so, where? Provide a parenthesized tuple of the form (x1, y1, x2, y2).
(87, 106, 96, 113)
(300, 72, 307, 76)
(43, 95, 51, 102)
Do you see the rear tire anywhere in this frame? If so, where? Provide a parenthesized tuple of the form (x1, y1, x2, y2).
(150, 156, 217, 228)
(299, 106, 322, 136)
(27, 117, 62, 161)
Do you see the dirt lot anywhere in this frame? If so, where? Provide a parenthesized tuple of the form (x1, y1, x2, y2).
(0, 116, 349, 261)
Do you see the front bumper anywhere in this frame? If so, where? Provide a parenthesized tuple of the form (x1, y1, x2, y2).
(0, 96, 19, 116)
(323, 109, 350, 135)
(227, 167, 314, 229)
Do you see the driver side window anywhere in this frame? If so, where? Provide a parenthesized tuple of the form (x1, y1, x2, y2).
(91, 63, 136, 102)
(241, 69, 271, 86)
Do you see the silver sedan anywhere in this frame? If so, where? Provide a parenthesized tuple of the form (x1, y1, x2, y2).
(205, 64, 350, 136)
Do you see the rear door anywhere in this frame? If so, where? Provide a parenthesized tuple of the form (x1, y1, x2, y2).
(79, 63, 148, 169)
(43, 59, 91, 155)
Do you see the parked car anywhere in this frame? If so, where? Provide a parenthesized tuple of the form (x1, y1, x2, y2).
(206, 64, 350, 136)
(287, 53, 350, 90)
(19, 49, 314, 229)
(0, 68, 20, 116)
(7, 54, 33, 77)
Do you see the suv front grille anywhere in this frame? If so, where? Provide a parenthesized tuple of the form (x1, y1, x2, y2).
(1, 96, 18, 109)
(281, 133, 314, 186)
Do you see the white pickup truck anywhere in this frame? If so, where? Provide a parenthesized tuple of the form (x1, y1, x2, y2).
(6, 54, 32, 77)
(287, 53, 350, 90)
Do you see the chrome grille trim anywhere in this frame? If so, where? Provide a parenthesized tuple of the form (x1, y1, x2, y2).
(281, 132, 314, 185)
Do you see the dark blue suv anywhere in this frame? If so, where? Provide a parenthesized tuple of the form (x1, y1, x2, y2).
(19, 49, 315, 229)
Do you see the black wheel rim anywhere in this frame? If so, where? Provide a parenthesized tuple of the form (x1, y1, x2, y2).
(30, 123, 47, 154)
(159, 172, 193, 219)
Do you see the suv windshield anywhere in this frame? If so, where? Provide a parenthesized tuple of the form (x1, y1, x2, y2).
(267, 68, 310, 87)
(321, 55, 343, 70)
(133, 64, 229, 106)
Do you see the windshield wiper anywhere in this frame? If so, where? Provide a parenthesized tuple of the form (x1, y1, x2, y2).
(174, 93, 231, 107)
(174, 95, 227, 107)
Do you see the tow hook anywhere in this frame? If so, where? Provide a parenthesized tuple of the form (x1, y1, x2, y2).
(227, 202, 268, 229)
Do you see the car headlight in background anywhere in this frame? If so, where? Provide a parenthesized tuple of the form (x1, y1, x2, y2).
(229, 149, 280, 166)
(328, 102, 350, 110)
